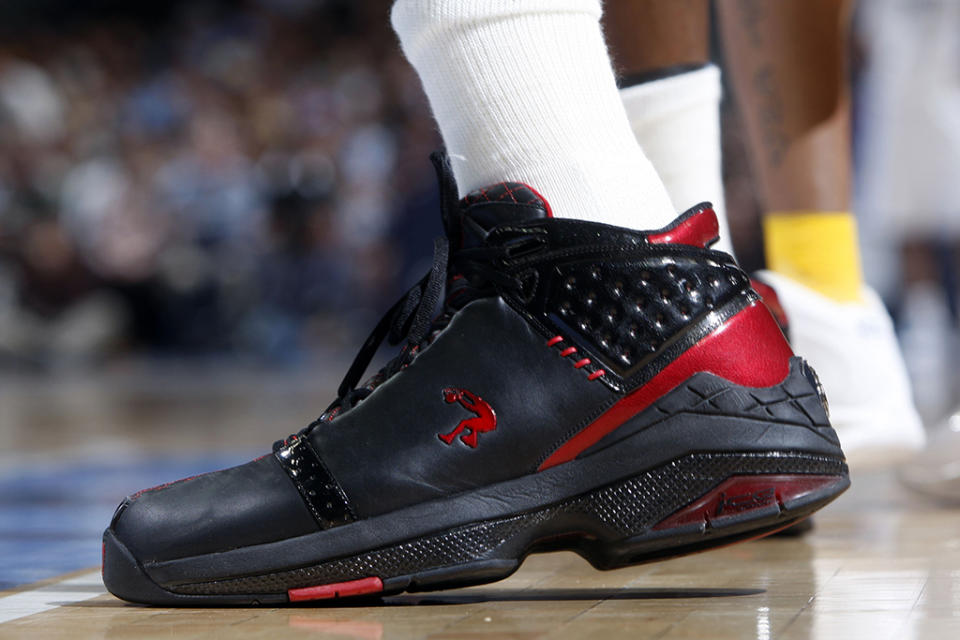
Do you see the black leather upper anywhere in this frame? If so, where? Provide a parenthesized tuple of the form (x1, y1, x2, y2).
(110, 181, 762, 562)
(310, 297, 617, 518)
(306, 204, 751, 518)
(274, 435, 356, 528)
(112, 455, 317, 563)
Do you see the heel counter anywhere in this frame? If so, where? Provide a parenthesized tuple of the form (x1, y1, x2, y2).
(539, 300, 794, 470)
(696, 300, 794, 388)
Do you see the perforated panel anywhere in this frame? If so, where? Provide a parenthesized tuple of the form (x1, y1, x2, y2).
(546, 255, 749, 376)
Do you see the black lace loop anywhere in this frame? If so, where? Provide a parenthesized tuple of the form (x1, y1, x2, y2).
(392, 236, 449, 347)
(431, 150, 461, 239)
(271, 238, 528, 451)
(335, 235, 449, 404)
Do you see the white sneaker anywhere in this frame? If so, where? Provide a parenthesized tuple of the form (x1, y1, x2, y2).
(900, 410, 960, 502)
(755, 270, 925, 469)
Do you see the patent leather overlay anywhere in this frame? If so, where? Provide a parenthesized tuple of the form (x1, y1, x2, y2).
(275, 435, 357, 529)
(543, 253, 749, 382)
(482, 213, 753, 392)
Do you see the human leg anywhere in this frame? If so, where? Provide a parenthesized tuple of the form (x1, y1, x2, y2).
(605, 0, 735, 254)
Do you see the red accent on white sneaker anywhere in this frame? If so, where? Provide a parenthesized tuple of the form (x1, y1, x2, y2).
(647, 208, 720, 248)
(538, 302, 793, 470)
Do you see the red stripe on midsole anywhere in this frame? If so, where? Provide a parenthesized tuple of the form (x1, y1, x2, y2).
(538, 302, 792, 471)
(288, 576, 383, 602)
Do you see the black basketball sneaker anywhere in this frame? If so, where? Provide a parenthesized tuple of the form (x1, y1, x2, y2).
(102, 154, 848, 605)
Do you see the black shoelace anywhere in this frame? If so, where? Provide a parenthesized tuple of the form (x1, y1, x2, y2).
(273, 155, 524, 451)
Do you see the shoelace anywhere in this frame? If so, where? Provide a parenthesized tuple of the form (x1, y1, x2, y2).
(273, 157, 525, 451)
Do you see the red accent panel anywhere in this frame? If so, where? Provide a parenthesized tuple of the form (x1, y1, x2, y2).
(288, 576, 383, 602)
(559, 346, 577, 357)
(647, 208, 720, 248)
(652, 474, 843, 530)
(546, 335, 564, 347)
(751, 278, 790, 335)
(538, 302, 793, 470)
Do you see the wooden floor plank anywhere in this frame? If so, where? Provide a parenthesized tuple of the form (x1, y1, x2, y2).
(4, 482, 960, 640)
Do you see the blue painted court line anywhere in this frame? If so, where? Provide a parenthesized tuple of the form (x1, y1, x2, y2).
(0, 452, 255, 591)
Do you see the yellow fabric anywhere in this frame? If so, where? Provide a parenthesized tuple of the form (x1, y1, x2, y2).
(763, 212, 863, 302)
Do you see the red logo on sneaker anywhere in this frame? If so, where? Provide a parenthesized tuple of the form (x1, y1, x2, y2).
(438, 387, 497, 448)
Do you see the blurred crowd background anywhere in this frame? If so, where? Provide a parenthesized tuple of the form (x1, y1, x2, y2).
(0, 0, 442, 368)
(0, 0, 957, 420)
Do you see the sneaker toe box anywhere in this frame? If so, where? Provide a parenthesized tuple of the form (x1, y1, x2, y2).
(110, 454, 318, 563)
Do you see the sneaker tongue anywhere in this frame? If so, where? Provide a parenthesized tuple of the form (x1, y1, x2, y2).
(454, 182, 552, 247)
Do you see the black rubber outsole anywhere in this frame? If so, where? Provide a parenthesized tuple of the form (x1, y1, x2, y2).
(103, 451, 848, 606)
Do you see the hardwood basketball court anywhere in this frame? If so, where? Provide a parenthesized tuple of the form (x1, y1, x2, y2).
(1, 371, 958, 639)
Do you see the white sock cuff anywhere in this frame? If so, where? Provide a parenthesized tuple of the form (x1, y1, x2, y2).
(620, 63, 734, 254)
(391, 0, 677, 229)
(619, 64, 721, 124)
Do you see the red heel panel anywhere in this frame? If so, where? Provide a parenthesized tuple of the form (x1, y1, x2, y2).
(647, 207, 720, 248)
(687, 300, 793, 388)
(538, 302, 794, 471)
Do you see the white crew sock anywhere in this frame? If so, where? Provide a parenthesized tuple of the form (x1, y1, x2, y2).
(391, 0, 677, 230)
(620, 65, 736, 255)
